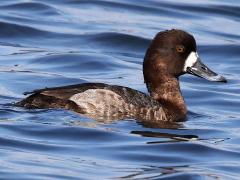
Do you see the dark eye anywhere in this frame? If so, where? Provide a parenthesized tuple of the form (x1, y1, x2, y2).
(176, 45, 185, 53)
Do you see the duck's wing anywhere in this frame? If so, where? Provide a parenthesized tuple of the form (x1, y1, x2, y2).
(17, 82, 166, 122)
(19, 82, 160, 111)
(17, 83, 110, 111)
(22, 82, 156, 106)
(23, 83, 109, 99)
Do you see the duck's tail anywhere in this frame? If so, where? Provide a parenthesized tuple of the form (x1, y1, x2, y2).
(16, 93, 83, 113)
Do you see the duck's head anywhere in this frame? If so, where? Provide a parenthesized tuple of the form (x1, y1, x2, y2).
(143, 29, 227, 86)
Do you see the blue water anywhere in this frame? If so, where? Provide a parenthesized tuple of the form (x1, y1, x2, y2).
(0, 0, 239, 179)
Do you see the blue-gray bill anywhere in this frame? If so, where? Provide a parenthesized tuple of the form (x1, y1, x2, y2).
(186, 58, 227, 83)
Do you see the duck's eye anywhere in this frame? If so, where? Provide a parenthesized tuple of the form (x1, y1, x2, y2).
(176, 45, 185, 53)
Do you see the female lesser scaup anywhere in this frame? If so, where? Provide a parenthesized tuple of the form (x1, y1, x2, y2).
(17, 29, 226, 122)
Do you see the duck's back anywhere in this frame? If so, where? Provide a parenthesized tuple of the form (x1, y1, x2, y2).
(17, 83, 165, 121)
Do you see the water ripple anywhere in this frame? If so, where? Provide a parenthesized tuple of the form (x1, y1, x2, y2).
(0, 0, 239, 179)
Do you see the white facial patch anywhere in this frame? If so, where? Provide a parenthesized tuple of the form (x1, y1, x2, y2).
(183, 52, 199, 72)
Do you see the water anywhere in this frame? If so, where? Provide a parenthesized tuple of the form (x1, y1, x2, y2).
(0, 0, 239, 179)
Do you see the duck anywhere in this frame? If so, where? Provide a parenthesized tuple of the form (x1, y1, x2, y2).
(16, 29, 227, 122)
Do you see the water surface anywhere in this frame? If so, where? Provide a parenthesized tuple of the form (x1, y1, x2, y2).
(0, 0, 240, 179)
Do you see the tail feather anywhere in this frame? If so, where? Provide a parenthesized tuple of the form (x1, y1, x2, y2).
(16, 93, 83, 113)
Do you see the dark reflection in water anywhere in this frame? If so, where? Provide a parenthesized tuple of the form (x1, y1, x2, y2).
(131, 130, 199, 142)
(0, 0, 239, 179)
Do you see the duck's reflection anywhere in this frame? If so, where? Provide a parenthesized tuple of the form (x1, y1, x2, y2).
(131, 130, 198, 144)
(75, 112, 185, 129)
(65, 112, 200, 143)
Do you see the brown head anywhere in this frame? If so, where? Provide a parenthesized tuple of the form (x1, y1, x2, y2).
(143, 29, 227, 94)
(143, 29, 226, 121)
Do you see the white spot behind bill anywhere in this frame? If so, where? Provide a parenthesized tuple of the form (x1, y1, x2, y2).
(183, 51, 198, 71)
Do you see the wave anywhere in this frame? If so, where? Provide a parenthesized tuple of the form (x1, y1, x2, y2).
(0, 21, 52, 37)
(0, 2, 60, 15)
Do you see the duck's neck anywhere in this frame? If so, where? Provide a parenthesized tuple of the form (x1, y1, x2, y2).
(147, 76, 187, 121)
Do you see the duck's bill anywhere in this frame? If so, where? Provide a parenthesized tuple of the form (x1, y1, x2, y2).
(184, 52, 227, 83)
(186, 58, 227, 83)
